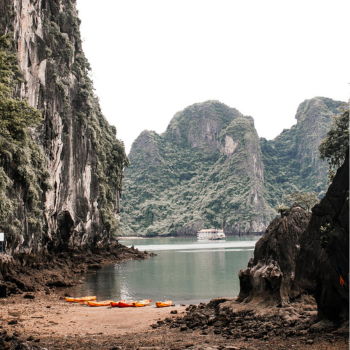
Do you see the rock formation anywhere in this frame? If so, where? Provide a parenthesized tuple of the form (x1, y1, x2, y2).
(238, 204, 311, 305)
(0, 0, 128, 255)
(238, 151, 349, 323)
(121, 97, 344, 237)
(296, 150, 349, 322)
(261, 97, 343, 203)
(122, 100, 273, 236)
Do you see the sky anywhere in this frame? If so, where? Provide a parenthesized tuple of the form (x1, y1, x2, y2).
(76, 0, 350, 154)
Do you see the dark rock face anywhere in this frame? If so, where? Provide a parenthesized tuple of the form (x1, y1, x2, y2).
(158, 297, 330, 345)
(296, 151, 349, 322)
(238, 205, 311, 304)
(0, 241, 150, 296)
(238, 151, 349, 323)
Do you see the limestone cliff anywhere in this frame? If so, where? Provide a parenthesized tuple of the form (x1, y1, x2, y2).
(0, 0, 128, 255)
(261, 96, 344, 207)
(121, 97, 343, 237)
(121, 101, 274, 236)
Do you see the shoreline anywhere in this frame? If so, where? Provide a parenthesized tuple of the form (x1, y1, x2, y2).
(1, 291, 348, 350)
(118, 233, 263, 240)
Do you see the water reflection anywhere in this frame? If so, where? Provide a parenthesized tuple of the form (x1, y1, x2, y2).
(64, 236, 258, 304)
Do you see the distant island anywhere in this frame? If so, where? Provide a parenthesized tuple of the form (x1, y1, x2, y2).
(120, 97, 343, 237)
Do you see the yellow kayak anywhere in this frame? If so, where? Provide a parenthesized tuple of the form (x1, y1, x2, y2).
(155, 300, 172, 307)
(134, 299, 152, 307)
(65, 296, 97, 303)
(88, 300, 113, 307)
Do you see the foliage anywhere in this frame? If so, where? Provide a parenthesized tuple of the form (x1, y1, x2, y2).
(0, 0, 128, 248)
(285, 192, 319, 212)
(320, 223, 333, 250)
(121, 101, 275, 236)
(42, 2, 129, 238)
(260, 97, 344, 209)
(0, 33, 49, 239)
(276, 203, 289, 217)
(121, 97, 342, 237)
(318, 107, 349, 181)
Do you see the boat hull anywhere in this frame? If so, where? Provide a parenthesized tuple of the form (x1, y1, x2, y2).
(65, 296, 97, 303)
(155, 300, 172, 307)
(88, 300, 113, 307)
(118, 301, 136, 307)
(134, 299, 152, 307)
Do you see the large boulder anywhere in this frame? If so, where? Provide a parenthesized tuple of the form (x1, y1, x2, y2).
(238, 205, 311, 304)
(238, 150, 349, 323)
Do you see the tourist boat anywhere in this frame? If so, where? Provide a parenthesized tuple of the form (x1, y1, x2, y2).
(134, 299, 152, 307)
(155, 300, 172, 307)
(197, 228, 225, 240)
(65, 296, 97, 303)
(118, 300, 136, 307)
(87, 300, 113, 307)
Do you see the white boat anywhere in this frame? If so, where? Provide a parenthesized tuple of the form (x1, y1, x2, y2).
(197, 228, 226, 240)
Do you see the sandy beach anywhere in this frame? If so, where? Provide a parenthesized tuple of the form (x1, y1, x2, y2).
(0, 291, 348, 350)
(0, 292, 185, 337)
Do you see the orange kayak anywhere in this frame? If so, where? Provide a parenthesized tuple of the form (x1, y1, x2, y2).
(110, 301, 122, 307)
(65, 296, 97, 303)
(155, 300, 172, 307)
(118, 300, 136, 307)
(134, 299, 152, 307)
(88, 300, 113, 307)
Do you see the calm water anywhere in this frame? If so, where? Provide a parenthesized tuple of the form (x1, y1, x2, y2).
(64, 236, 258, 305)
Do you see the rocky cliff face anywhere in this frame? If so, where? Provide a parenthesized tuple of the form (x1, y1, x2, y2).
(0, 0, 128, 255)
(261, 97, 344, 207)
(121, 97, 343, 237)
(296, 150, 349, 322)
(238, 151, 349, 323)
(122, 101, 274, 236)
(238, 205, 311, 305)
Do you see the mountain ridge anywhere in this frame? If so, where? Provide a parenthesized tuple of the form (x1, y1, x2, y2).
(120, 97, 344, 236)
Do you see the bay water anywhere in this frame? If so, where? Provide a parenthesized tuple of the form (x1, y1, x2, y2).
(64, 236, 258, 305)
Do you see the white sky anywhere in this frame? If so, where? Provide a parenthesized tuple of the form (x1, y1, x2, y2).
(76, 0, 350, 154)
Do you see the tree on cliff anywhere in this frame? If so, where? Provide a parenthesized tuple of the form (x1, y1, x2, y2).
(318, 106, 349, 181)
(286, 192, 319, 212)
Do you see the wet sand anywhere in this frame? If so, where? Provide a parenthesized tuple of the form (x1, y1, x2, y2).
(0, 292, 348, 350)
(0, 292, 185, 337)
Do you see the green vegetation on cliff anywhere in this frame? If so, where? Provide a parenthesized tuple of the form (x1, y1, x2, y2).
(0, 34, 50, 241)
(319, 106, 349, 181)
(121, 101, 274, 236)
(0, 0, 129, 253)
(260, 97, 343, 208)
(120, 98, 344, 237)
(41, 1, 129, 237)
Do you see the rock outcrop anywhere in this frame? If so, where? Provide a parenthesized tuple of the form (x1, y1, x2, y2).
(0, 1, 128, 255)
(261, 97, 344, 203)
(238, 205, 311, 305)
(0, 241, 149, 297)
(296, 150, 349, 322)
(238, 151, 349, 323)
